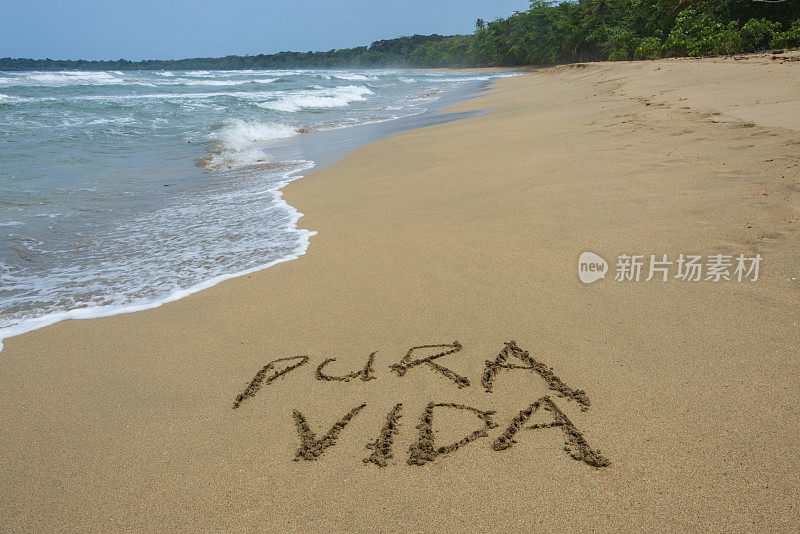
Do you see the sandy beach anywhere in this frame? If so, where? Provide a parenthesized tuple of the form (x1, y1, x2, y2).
(1, 52, 799, 532)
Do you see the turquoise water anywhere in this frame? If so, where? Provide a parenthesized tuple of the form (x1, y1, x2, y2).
(0, 69, 512, 345)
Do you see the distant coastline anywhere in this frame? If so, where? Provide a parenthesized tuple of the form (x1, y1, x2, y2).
(0, 35, 462, 71)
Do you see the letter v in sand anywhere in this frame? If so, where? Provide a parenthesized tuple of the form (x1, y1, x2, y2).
(292, 404, 367, 461)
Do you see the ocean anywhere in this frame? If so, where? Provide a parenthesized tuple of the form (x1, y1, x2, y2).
(0, 68, 513, 347)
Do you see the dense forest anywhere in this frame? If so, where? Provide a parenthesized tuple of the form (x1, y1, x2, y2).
(1, 0, 799, 71)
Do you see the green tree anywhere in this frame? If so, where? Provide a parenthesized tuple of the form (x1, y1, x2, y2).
(590, 0, 616, 38)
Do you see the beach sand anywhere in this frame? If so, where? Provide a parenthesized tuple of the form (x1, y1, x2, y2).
(1, 52, 799, 532)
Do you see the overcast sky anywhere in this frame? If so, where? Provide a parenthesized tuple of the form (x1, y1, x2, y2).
(0, 0, 531, 60)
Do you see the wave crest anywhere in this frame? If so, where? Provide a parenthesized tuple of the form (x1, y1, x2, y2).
(201, 119, 298, 170)
(256, 85, 373, 112)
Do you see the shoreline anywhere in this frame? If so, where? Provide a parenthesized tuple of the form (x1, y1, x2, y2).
(0, 75, 502, 351)
(1, 53, 798, 531)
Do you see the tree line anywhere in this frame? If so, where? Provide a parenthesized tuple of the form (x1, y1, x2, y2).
(1, 1, 799, 71)
(414, 0, 800, 66)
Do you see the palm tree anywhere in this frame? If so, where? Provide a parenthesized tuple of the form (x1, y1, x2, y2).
(589, 0, 615, 39)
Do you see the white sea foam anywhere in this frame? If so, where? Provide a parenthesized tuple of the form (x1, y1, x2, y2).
(434, 73, 520, 82)
(86, 117, 139, 126)
(0, 238, 315, 352)
(256, 85, 373, 112)
(0, 161, 317, 352)
(0, 68, 512, 352)
(3, 91, 263, 104)
(211, 119, 298, 150)
(0, 71, 164, 88)
(11, 71, 123, 86)
(203, 119, 299, 169)
(3, 84, 373, 105)
(159, 78, 254, 86)
(332, 73, 376, 81)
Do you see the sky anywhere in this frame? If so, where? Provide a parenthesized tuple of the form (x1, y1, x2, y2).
(0, 0, 531, 60)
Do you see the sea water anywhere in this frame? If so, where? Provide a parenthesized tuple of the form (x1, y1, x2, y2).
(0, 69, 513, 347)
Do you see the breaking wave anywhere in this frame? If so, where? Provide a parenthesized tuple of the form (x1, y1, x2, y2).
(201, 119, 299, 170)
(256, 84, 373, 112)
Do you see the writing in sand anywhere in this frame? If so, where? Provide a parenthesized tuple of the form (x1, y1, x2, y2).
(232, 340, 610, 468)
